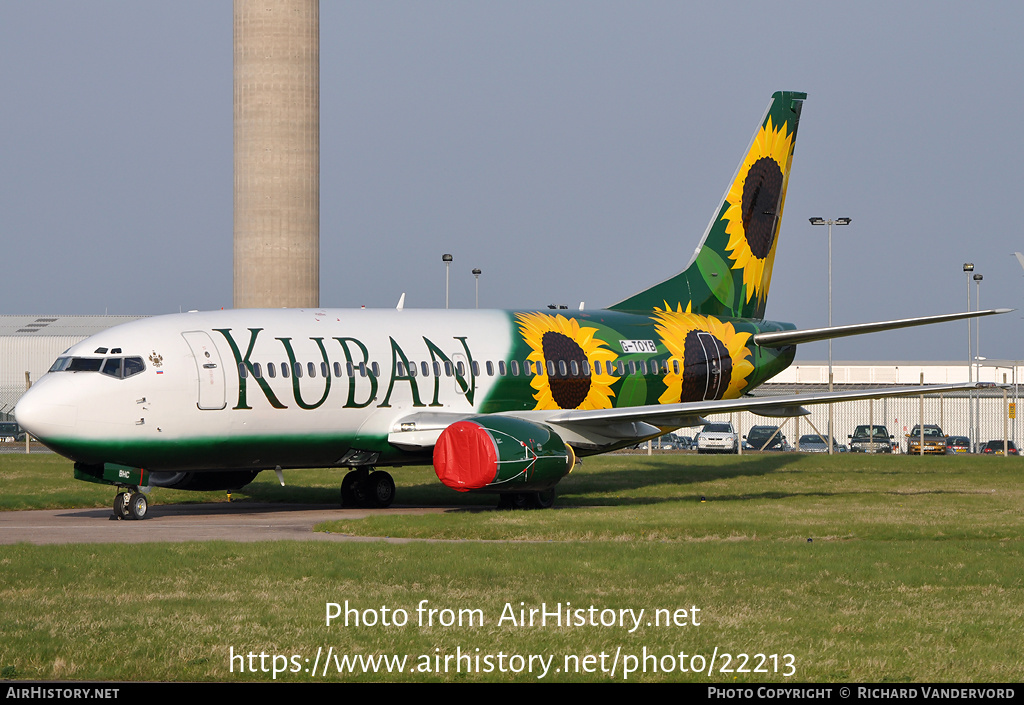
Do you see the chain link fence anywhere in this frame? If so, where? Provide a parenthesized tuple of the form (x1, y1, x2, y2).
(619, 384, 1021, 455)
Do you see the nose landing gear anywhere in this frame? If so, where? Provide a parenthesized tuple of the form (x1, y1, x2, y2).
(111, 489, 149, 520)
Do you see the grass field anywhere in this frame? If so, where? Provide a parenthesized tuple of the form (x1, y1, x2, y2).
(1, 451, 1021, 682)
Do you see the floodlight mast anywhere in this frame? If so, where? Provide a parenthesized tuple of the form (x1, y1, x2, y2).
(442, 254, 453, 309)
(809, 217, 852, 454)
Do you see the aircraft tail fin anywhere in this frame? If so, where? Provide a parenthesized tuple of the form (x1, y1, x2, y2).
(608, 91, 806, 319)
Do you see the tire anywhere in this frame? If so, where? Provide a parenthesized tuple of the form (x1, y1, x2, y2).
(113, 492, 130, 520)
(366, 471, 396, 509)
(128, 493, 148, 520)
(498, 492, 533, 510)
(340, 471, 360, 507)
(531, 488, 556, 509)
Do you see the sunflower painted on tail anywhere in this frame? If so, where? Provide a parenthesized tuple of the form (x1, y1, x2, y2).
(609, 91, 804, 320)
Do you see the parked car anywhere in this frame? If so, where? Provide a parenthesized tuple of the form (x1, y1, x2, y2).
(981, 440, 1019, 456)
(696, 423, 738, 454)
(945, 436, 971, 454)
(745, 425, 789, 451)
(906, 425, 947, 455)
(675, 435, 695, 451)
(848, 425, 894, 454)
(0, 422, 24, 442)
(798, 433, 843, 453)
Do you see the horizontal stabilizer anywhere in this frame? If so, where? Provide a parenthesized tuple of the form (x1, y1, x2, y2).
(752, 309, 1011, 348)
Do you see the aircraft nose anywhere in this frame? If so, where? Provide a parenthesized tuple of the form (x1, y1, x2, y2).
(14, 381, 78, 442)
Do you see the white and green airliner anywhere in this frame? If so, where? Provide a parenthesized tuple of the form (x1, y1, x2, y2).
(15, 91, 1006, 519)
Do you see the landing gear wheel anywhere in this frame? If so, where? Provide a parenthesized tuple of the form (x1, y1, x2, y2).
(497, 492, 533, 510)
(532, 487, 556, 509)
(366, 471, 396, 508)
(128, 492, 148, 520)
(112, 492, 130, 520)
(340, 471, 360, 507)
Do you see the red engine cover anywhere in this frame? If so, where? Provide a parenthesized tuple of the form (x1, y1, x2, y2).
(433, 420, 499, 491)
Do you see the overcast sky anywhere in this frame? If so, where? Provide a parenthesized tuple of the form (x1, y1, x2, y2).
(2, 1, 1022, 362)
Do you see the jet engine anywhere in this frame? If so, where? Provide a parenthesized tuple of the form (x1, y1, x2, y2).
(433, 416, 574, 493)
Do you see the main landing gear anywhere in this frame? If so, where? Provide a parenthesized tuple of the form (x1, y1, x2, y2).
(111, 488, 149, 520)
(340, 468, 396, 509)
(497, 487, 556, 510)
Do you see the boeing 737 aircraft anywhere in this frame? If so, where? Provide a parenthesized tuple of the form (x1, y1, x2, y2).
(15, 91, 1006, 519)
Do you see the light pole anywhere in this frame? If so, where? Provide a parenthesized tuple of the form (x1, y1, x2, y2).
(442, 254, 453, 309)
(809, 217, 851, 454)
(974, 272, 983, 448)
(964, 263, 974, 452)
(472, 268, 481, 309)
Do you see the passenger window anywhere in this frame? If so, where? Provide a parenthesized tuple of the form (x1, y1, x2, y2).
(307, 362, 316, 378)
(433, 361, 441, 377)
(321, 362, 328, 378)
(281, 363, 290, 379)
(294, 363, 303, 378)
(408, 362, 417, 377)
(523, 360, 532, 377)
(486, 361, 494, 376)
(371, 362, 380, 377)
(268, 362, 277, 378)
(333, 362, 341, 378)
(444, 361, 453, 377)
(253, 362, 262, 379)
(472, 361, 480, 376)
(672, 359, 680, 375)
(509, 360, 519, 376)
(456, 361, 465, 377)
(346, 362, 354, 377)
(548, 360, 557, 376)
(357, 362, 366, 378)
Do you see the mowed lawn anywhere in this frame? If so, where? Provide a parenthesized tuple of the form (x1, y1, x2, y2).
(1, 451, 1021, 682)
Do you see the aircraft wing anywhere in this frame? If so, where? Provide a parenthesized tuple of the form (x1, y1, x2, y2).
(544, 382, 986, 425)
(389, 383, 994, 451)
(528, 382, 997, 449)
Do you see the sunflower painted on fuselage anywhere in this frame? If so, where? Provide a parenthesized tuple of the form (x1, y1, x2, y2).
(515, 312, 618, 411)
(653, 304, 753, 404)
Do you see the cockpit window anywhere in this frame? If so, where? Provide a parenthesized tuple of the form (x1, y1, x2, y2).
(49, 357, 71, 372)
(123, 357, 145, 378)
(67, 358, 103, 372)
(56, 356, 145, 378)
(101, 358, 124, 378)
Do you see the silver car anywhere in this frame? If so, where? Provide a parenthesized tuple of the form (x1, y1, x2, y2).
(696, 422, 738, 454)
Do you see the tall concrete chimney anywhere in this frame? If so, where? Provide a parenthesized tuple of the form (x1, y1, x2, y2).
(233, 0, 319, 308)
